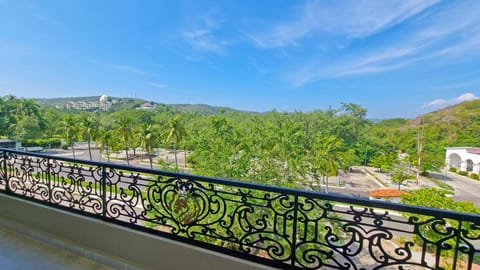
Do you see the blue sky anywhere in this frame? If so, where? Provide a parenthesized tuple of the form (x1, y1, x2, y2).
(0, 0, 479, 118)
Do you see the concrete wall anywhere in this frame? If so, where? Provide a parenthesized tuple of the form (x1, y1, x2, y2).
(446, 148, 480, 172)
(0, 194, 274, 270)
(445, 147, 480, 173)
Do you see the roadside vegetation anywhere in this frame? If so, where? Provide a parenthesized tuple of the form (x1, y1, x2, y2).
(1, 95, 480, 190)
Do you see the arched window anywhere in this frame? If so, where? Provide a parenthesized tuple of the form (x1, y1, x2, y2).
(448, 153, 462, 169)
(466, 159, 474, 172)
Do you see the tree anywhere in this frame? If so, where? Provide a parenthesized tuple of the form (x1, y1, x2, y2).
(137, 124, 158, 169)
(96, 127, 114, 162)
(79, 113, 99, 160)
(14, 116, 43, 141)
(0, 97, 10, 136)
(162, 115, 186, 170)
(369, 151, 397, 172)
(391, 162, 411, 190)
(58, 115, 79, 159)
(311, 135, 344, 193)
(400, 188, 480, 262)
(115, 116, 133, 165)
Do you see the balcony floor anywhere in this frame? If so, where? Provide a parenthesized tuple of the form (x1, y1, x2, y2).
(0, 226, 113, 270)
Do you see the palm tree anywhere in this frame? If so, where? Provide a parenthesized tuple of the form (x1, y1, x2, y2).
(137, 124, 157, 169)
(162, 115, 186, 170)
(58, 115, 79, 159)
(95, 126, 113, 162)
(79, 114, 99, 161)
(0, 97, 9, 136)
(20, 98, 42, 119)
(115, 116, 133, 165)
(313, 135, 344, 193)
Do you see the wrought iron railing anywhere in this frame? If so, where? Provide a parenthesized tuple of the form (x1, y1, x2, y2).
(0, 148, 478, 269)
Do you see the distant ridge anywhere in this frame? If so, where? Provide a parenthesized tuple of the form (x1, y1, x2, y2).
(36, 96, 103, 106)
(35, 96, 255, 114)
(412, 99, 480, 126)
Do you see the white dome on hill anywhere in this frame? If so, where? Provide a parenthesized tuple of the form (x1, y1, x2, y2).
(99, 94, 109, 102)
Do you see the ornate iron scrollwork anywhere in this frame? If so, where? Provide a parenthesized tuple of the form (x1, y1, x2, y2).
(1, 148, 479, 270)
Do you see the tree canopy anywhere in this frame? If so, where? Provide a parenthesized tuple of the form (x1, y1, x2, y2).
(2, 95, 480, 190)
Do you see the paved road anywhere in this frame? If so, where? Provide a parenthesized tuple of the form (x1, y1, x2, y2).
(429, 171, 480, 207)
(42, 149, 480, 207)
(43, 150, 387, 198)
(44, 148, 160, 169)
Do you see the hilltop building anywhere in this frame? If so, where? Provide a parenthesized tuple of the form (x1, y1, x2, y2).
(136, 102, 156, 110)
(445, 147, 480, 173)
(62, 95, 112, 111)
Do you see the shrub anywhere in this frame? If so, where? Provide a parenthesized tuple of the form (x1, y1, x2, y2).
(470, 173, 479, 180)
(458, 171, 468, 176)
(449, 167, 457, 173)
(421, 171, 429, 176)
(22, 138, 62, 148)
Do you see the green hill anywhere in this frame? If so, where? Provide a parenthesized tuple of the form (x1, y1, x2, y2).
(36, 96, 103, 106)
(368, 99, 480, 173)
(35, 96, 250, 114)
(419, 99, 480, 126)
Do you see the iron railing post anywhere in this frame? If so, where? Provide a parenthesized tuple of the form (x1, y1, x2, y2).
(290, 194, 299, 267)
(102, 165, 107, 219)
(0, 148, 478, 270)
(452, 220, 462, 270)
(47, 157, 52, 204)
(3, 150, 10, 195)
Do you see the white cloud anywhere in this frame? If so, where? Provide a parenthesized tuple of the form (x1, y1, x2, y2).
(183, 10, 228, 54)
(457, 93, 479, 102)
(290, 45, 423, 87)
(287, 1, 480, 87)
(183, 30, 226, 54)
(250, 0, 439, 48)
(425, 99, 447, 107)
(150, 83, 168, 88)
(423, 93, 479, 108)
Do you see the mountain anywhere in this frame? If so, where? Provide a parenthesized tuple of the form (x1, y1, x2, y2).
(36, 96, 104, 106)
(370, 99, 480, 172)
(167, 103, 251, 114)
(35, 96, 252, 114)
(375, 99, 480, 128)
(417, 99, 480, 126)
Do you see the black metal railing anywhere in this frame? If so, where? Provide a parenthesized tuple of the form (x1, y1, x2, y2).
(0, 148, 479, 269)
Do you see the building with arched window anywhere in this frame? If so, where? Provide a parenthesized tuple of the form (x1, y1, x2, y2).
(445, 147, 480, 173)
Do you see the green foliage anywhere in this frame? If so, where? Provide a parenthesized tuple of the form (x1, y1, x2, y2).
(458, 171, 468, 176)
(0, 96, 46, 140)
(14, 116, 43, 141)
(3, 95, 480, 197)
(369, 151, 397, 172)
(401, 188, 454, 209)
(22, 138, 62, 148)
(390, 163, 411, 189)
(115, 115, 134, 165)
(470, 173, 479, 180)
(108, 98, 146, 111)
(401, 188, 480, 262)
(449, 167, 457, 172)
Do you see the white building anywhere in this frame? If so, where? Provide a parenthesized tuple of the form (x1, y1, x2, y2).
(445, 147, 480, 173)
(63, 95, 112, 111)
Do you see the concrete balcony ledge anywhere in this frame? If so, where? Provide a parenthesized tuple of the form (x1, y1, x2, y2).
(0, 194, 272, 270)
(0, 225, 113, 270)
